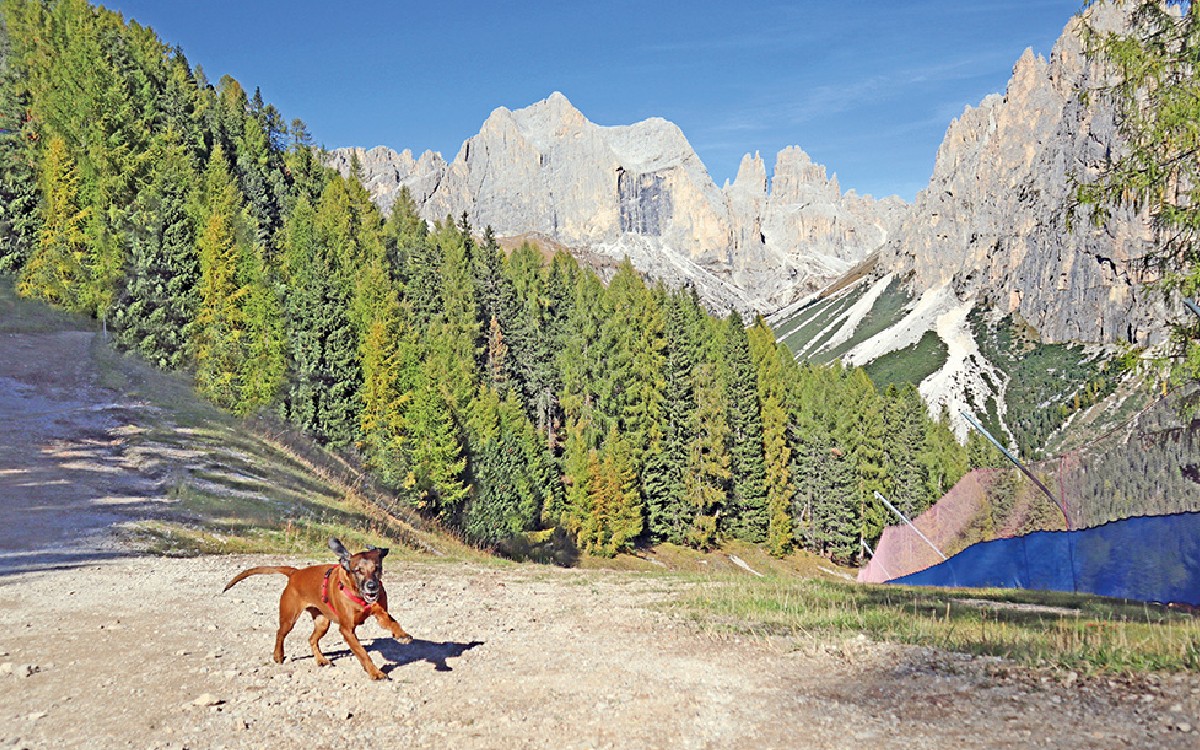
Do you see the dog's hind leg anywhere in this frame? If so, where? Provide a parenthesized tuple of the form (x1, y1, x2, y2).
(273, 594, 303, 664)
(309, 613, 332, 667)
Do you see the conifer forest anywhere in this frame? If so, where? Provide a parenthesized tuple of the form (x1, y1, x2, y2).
(0, 0, 972, 564)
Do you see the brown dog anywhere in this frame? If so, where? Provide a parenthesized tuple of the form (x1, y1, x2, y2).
(223, 538, 412, 680)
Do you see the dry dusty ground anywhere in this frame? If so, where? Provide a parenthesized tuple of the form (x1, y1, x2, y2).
(1, 330, 1198, 750)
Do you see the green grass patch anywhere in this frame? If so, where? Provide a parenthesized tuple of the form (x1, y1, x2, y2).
(820, 277, 914, 363)
(672, 575, 1200, 674)
(863, 330, 948, 388)
(776, 285, 866, 357)
(0, 274, 96, 333)
(971, 311, 1119, 458)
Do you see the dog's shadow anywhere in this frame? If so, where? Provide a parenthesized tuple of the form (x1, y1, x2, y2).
(319, 638, 484, 674)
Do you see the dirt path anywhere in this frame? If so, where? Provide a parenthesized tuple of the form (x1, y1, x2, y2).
(0, 331, 162, 573)
(0, 331, 1197, 749)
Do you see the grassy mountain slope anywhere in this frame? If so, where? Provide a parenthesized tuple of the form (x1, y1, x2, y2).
(773, 270, 1122, 460)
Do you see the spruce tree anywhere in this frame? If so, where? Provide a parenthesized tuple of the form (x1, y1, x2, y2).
(111, 132, 199, 369)
(644, 291, 696, 544)
(277, 178, 369, 446)
(0, 17, 39, 273)
(882, 383, 928, 518)
(844, 367, 887, 557)
(721, 311, 769, 542)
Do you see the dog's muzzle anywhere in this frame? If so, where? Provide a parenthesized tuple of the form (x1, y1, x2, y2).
(362, 580, 380, 604)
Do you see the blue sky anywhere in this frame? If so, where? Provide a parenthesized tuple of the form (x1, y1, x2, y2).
(101, 1, 1084, 202)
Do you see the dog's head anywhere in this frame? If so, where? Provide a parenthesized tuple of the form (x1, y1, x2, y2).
(329, 538, 389, 605)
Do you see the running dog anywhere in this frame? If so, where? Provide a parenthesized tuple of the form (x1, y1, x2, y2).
(223, 538, 412, 680)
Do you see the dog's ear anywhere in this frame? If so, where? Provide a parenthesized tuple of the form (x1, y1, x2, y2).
(378, 547, 389, 559)
(328, 537, 351, 570)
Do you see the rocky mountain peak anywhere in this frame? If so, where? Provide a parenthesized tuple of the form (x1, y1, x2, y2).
(330, 93, 903, 314)
(878, 0, 1164, 351)
(730, 151, 768, 195)
(506, 91, 588, 146)
(770, 146, 839, 203)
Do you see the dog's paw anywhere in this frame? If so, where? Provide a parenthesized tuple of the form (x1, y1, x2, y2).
(395, 632, 413, 645)
(368, 669, 388, 681)
(314, 656, 331, 667)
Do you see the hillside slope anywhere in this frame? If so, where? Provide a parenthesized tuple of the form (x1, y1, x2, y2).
(0, 276, 464, 571)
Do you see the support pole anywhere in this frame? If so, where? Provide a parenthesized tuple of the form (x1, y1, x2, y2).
(960, 410, 1070, 528)
(874, 490, 947, 561)
(860, 539, 892, 579)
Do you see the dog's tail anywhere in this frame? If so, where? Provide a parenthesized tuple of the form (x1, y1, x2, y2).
(222, 566, 299, 593)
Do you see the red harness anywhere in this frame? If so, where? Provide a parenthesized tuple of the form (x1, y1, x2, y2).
(322, 567, 372, 611)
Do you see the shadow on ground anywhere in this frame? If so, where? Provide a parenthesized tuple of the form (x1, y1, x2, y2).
(313, 638, 486, 674)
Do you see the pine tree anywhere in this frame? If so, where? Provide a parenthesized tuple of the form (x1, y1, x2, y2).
(595, 261, 665, 475)
(406, 363, 469, 520)
(358, 288, 417, 492)
(721, 311, 769, 542)
(748, 317, 795, 556)
(277, 178, 369, 446)
(427, 216, 482, 415)
(18, 134, 90, 311)
(111, 132, 199, 369)
(0, 17, 40, 273)
(844, 367, 887, 557)
(559, 267, 607, 441)
(684, 352, 731, 549)
(461, 387, 541, 546)
(191, 145, 282, 413)
(967, 430, 1006, 469)
(644, 291, 696, 544)
(920, 405, 968, 501)
(882, 383, 929, 518)
(578, 427, 643, 557)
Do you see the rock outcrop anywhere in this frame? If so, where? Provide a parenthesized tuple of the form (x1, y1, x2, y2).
(330, 92, 902, 315)
(879, 3, 1163, 345)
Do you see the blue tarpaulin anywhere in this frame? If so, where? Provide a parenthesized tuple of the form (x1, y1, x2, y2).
(890, 511, 1200, 605)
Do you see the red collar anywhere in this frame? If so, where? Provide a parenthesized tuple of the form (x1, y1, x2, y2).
(322, 567, 372, 610)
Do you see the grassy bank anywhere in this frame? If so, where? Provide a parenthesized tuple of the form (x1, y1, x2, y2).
(673, 575, 1200, 674)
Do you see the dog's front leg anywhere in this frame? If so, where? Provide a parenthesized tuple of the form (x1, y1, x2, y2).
(373, 607, 413, 644)
(373, 593, 413, 643)
(340, 625, 387, 680)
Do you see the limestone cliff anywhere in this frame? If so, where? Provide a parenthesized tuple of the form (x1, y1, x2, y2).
(879, 3, 1162, 346)
(330, 93, 901, 314)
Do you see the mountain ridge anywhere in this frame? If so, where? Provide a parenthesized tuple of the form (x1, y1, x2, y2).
(328, 92, 904, 316)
